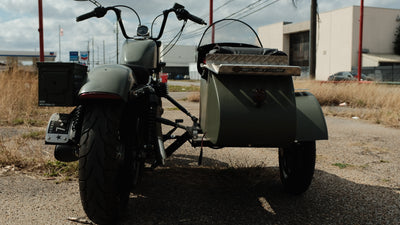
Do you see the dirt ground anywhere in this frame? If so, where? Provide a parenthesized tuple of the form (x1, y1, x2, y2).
(0, 94, 399, 224)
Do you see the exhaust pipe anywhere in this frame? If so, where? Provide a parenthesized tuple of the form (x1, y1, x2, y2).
(54, 145, 79, 162)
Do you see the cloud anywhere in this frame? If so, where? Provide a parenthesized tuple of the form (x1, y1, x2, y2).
(1, 0, 400, 62)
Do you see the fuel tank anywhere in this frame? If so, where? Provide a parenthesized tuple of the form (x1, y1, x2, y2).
(120, 39, 158, 69)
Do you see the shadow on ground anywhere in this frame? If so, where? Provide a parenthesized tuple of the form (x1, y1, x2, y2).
(122, 154, 400, 225)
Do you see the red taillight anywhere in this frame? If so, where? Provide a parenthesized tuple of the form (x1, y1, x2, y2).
(79, 92, 122, 100)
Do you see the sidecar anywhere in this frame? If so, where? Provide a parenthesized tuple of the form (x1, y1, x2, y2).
(194, 19, 327, 194)
(198, 47, 328, 147)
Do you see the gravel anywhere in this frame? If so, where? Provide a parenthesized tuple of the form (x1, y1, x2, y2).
(0, 95, 399, 224)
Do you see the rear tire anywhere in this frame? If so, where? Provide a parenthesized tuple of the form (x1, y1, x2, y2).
(279, 141, 316, 195)
(79, 104, 132, 224)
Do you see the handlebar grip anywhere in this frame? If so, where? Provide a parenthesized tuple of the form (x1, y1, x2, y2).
(187, 13, 207, 25)
(76, 7, 108, 22)
(175, 8, 206, 25)
(76, 10, 97, 22)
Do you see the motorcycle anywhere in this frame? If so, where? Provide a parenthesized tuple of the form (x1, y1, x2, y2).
(37, 1, 328, 224)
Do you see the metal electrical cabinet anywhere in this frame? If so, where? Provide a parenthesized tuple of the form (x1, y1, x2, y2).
(37, 62, 87, 106)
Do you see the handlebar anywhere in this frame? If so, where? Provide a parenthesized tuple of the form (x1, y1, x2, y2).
(76, 3, 206, 40)
(152, 4, 206, 40)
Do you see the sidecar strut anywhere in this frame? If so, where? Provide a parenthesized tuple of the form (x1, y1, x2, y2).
(151, 92, 216, 168)
(164, 94, 198, 123)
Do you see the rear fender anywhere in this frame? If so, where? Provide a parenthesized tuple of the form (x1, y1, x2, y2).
(295, 92, 328, 141)
(79, 65, 134, 101)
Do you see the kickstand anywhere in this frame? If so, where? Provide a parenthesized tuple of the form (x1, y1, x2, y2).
(67, 216, 93, 224)
(198, 147, 203, 166)
(198, 133, 206, 166)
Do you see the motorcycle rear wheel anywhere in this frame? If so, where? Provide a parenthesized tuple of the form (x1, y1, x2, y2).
(79, 103, 132, 224)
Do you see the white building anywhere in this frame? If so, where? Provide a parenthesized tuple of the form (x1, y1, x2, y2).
(258, 6, 400, 80)
(0, 51, 56, 64)
(160, 45, 197, 79)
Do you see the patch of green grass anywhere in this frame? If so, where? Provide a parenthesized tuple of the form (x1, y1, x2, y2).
(22, 131, 45, 140)
(11, 118, 24, 126)
(27, 119, 43, 126)
(168, 85, 200, 92)
(44, 160, 78, 178)
(332, 162, 351, 169)
(355, 99, 367, 107)
(165, 107, 180, 111)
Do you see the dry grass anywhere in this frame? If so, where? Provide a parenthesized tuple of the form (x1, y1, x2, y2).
(0, 133, 78, 178)
(0, 68, 38, 125)
(0, 67, 74, 177)
(0, 67, 70, 126)
(186, 92, 200, 102)
(0, 134, 50, 172)
(294, 80, 400, 127)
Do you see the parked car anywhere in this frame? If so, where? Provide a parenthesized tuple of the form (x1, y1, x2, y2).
(350, 71, 374, 81)
(327, 71, 356, 81)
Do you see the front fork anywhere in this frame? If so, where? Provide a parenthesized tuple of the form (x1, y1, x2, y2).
(145, 91, 167, 166)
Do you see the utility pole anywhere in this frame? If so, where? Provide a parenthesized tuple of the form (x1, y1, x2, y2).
(357, 0, 364, 81)
(210, 0, 214, 43)
(309, 0, 317, 80)
(103, 40, 105, 64)
(58, 25, 62, 62)
(38, 0, 44, 62)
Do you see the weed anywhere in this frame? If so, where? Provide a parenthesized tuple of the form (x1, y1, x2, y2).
(186, 92, 200, 102)
(166, 107, 180, 111)
(44, 160, 78, 178)
(22, 131, 45, 140)
(168, 85, 200, 92)
(27, 119, 43, 126)
(332, 162, 351, 169)
(11, 118, 24, 126)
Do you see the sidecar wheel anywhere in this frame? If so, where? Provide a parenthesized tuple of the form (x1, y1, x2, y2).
(278, 141, 316, 195)
(79, 104, 132, 224)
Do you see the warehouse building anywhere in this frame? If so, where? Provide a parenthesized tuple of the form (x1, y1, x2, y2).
(160, 45, 196, 80)
(258, 6, 400, 81)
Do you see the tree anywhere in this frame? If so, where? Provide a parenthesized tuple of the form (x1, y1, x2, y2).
(394, 24, 400, 55)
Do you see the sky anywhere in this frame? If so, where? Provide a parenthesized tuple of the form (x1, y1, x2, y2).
(1, 0, 400, 63)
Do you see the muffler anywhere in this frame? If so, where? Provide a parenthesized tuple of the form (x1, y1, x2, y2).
(54, 145, 79, 162)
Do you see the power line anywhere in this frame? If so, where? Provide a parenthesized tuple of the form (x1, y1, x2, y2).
(181, 0, 266, 38)
(236, 0, 280, 20)
(178, 0, 280, 42)
(162, 0, 236, 38)
(212, 0, 237, 15)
